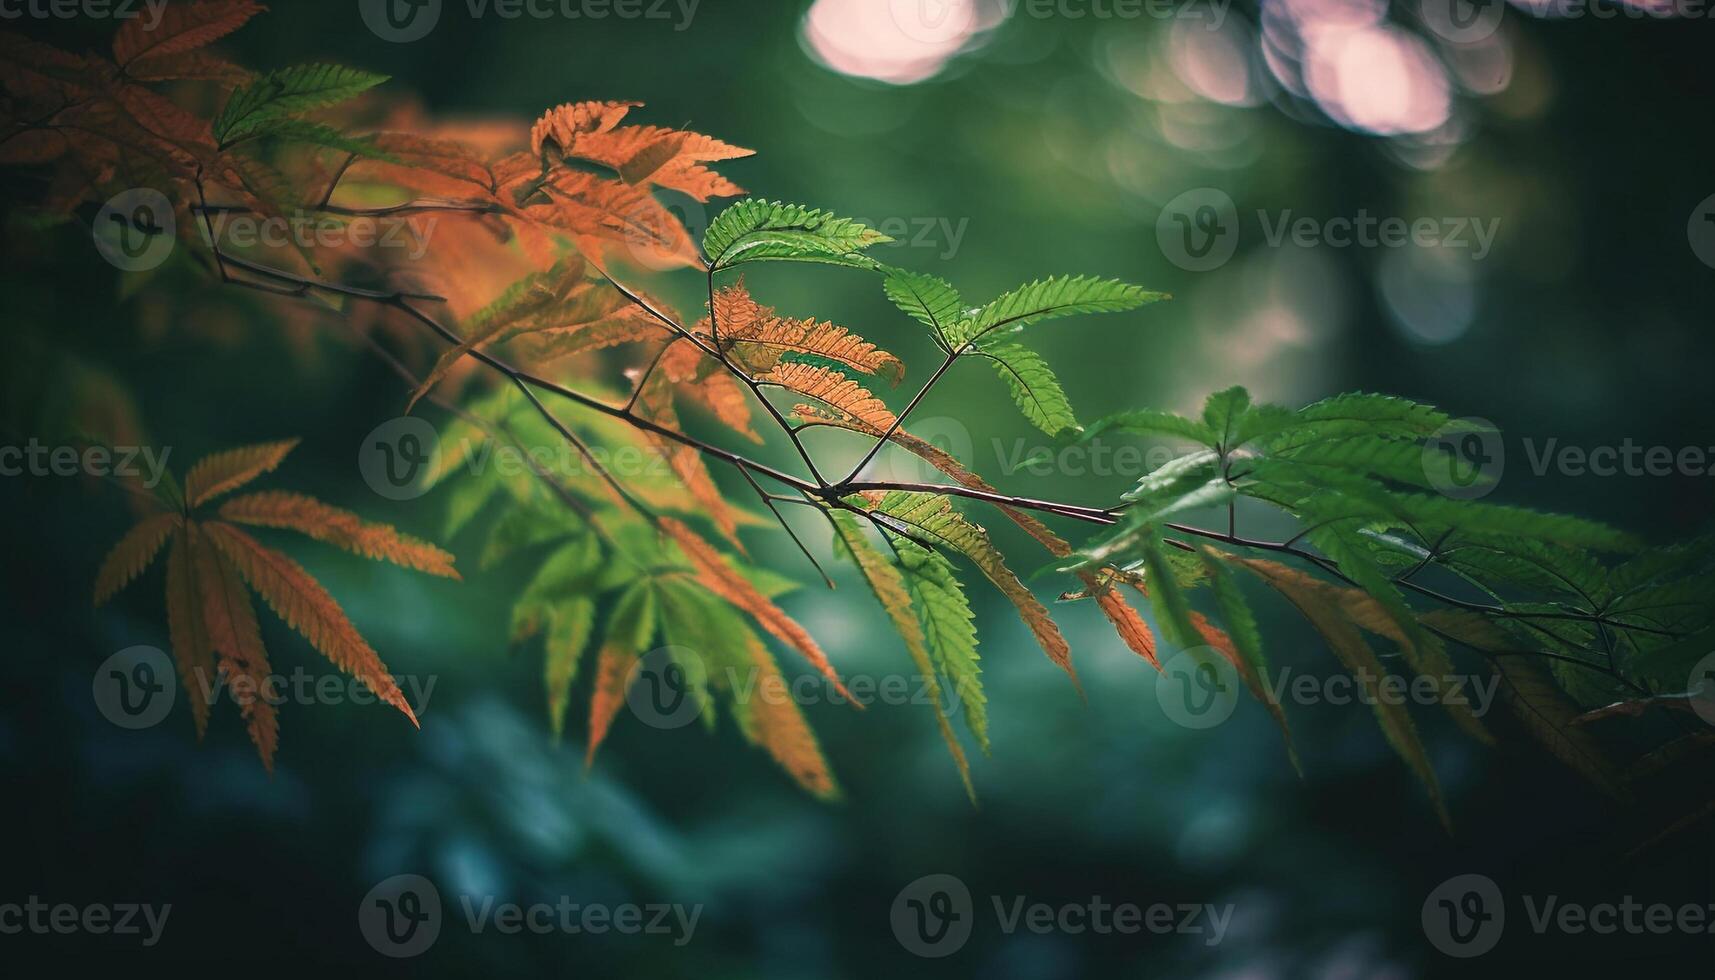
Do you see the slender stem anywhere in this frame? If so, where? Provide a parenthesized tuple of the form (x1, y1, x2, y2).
(179, 190, 1674, 677)
(841, 351, 958, 484)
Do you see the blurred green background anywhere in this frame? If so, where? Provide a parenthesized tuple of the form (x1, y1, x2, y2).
(3, 0, 1714, 975)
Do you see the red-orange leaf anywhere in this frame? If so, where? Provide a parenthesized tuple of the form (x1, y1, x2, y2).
(741, 633, 839, 799)
(1097, 587, 1159, 669)
(114, 0, 266, 68)
(203, 521, 418, 726)
(218, 491, 460, 579)
(585, 581, 655, 766)
(530, 100, 641, 158)
(94, 511, 179, 605)
(767, 363, 896, 432)
(190, 523, 280, 769)
(183, 438, 299, 508)
(164, 526, 217, 738)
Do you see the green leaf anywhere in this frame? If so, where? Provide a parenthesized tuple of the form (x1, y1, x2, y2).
(213, 64, 389, 145)
(544, 597, 596, 739)
(1123, 449, 1221, 505)
(442, 478, 495, 539)
(892, 532, 988, 753)
(1201, 386, 1252, 450)
(868, 491, 1074, 681)
(1082, 408, 1215, 446)
(1401, 496, 1640, 553)
(1240, 458, 1639, 552)
(1291, 392, 1461, 439)
(481, 507, 583, 571)
(653, 578, 730, 732)
(830, 513, 979, 790)
(703, 200, 891, 271)
(1608, 535, 1715, 594)
(1438, 537, 1610, 603)
(1273, 435, 1481, 490)
(510, 535, 603, 641)
(258, 120, 397, 160)
(1137, 532, 1199, 650)
(1228, 403, 1299, 449)
(978, 343, 1078, 438)
(882, 269, 966, 344)
(1197, 547, 1300, 772)
(1257, 392, 1482, 455)
(953, 275, 1165, 349)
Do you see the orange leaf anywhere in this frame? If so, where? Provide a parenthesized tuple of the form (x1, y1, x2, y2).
(1097, 587, 1159, 669)
(741, 633, 839, 799)
(585, 581, 655, 765)
(530, 100, 641, 158)
(766, 363, 896, 432)
(636, 373, 746, 548)
(654, 339, 759, 442)
(125, 50, 252, 84)
(571, 124, 752, 201)
(363, 132, 495, 194)
(183, 438, 299, 508)
(707, 284, 901, 383)
(218, 491, 459, 579)
(203, 521, 417, 726)
(113, 0, 266, 67)
(164, 526, 216, 738)
(190, 522, 280, 769)
(94, 512, 179, 605)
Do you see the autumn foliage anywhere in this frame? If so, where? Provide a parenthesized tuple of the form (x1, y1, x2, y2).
(93, 438, 458, 768)
(11, 3, 1713, 837)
